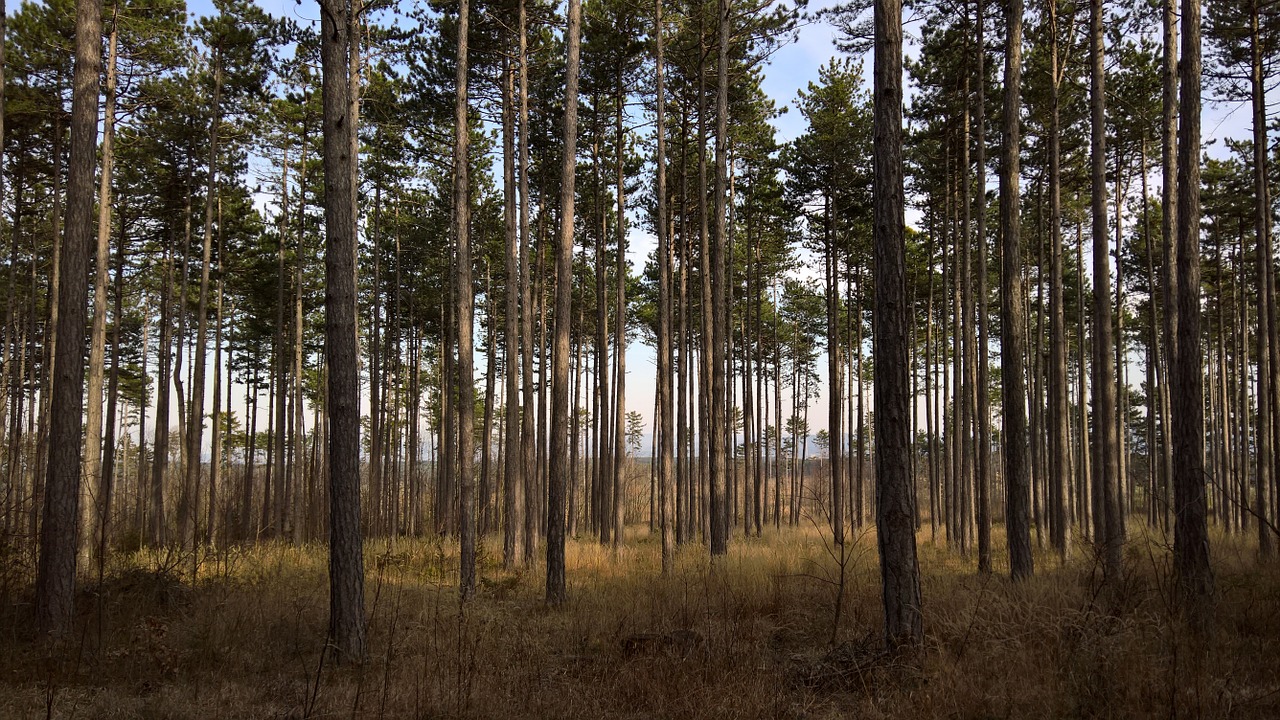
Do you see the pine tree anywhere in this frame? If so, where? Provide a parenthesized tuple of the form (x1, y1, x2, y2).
(873, 0, 923, 649)
(548, 0, 583, 606)
(319, 0, 366, 662)
(1000, 0, 1033, 580)
(35, 0, 101, 637)
(1171, 0, 1213, 628)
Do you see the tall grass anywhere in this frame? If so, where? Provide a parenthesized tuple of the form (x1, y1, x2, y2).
(1, 523, 1277, 718)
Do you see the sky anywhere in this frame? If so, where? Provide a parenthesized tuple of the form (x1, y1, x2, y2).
(149, 0, 1266, 458)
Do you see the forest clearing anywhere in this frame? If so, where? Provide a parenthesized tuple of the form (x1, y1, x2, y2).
(2, 523, 1278, 718)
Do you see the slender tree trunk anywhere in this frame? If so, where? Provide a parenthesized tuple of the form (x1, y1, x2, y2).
(1115, 146, 1129, 536)
(825, 195, 844, 546)
(698, 23, 712, 547)
(1171, 0, 1212, 623)
(151, 236, 174, 547)
(960, 72, 976, 557)
(708, 0, 731, 558)
(1250, 1, 1274, 559)
(291, 158, 307, 545)
(320, 0, 367, 661)
(974, 0, 992, 571)
(1001, 0, 1033, 580)
(547, 0, 582, 605)
(502, 49, 524, 568)
(1047, 0, 1069, 559)
(1089, 0, 1122, 580)
(453, 0, 477, 601)
(874, 0, 923, 648)
(84, 19, 118, 559)
(613, 81, 627, 546)
(480, 267, 497, 536)
(210, 213, 225, 547)
(99, 221, 125, 557)
(1077, 223, 1092, 537)
(33, 109, 63, 567)
(518, 0, 537, 564)
(182, 58, 223, 556)
(655, 0, 674, 571)
(678, 159, 691, 543)
(1160, 0, 1178, 534)
(35, 0, 100, 636)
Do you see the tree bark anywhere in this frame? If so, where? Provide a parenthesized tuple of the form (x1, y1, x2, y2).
(1250, 0, 1274, 559)
(874, 0, 923, 650)
(35, 0, 101, 637)
(518, 0, 537, 564)
(655, 0, 675, 573)
(502, 47, 524, 568)
(1172, 0, 1212, 626)
(182, 56, 223, 554)
(708, 0, 731, 558)
(613, 80, 628, 547)
(1089, 0, 1121, 581)
(1047, 0, 1069, 560)
(320, 0, 367, 661)
(974, 0, 992, 573)
(1160, 0, 1178, 534)
(547, 0, 582, 605)
(1000, 0, 1033, 580)
(85, 18, 119, 559)
(453, 0, 477, 601)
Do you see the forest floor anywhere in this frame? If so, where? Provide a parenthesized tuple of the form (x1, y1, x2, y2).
(1, 522, 1279, 719)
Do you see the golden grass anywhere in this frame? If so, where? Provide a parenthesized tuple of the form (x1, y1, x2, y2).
(1, 521, 1278, 719)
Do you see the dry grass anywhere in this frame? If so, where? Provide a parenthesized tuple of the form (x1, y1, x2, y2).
(1, 522, 1278, 719)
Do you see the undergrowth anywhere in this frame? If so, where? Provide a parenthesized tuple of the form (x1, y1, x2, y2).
(1, 524, 1277, 719)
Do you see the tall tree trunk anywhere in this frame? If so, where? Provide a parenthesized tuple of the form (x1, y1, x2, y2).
(708, 0, 731, 557)
(655, 0, 674, 572)
(480, 267, 497, 536)
(1089, 0, 1121, 580)
(1159, 0, 1178, 534)
(291, 184, 305, 544)
(677, 131, 691, 543)
(1171, 0, 1212, 623)
(1000, 0, 1033, 580)
(151, 236, 174, 547)
(268, 150, 289, 539)
(320, 0, 367, 661)
(974, 0, 992, 572)
(85, 19, 119, 559)
(697, 23, 712, 546)
(1250, 0, 1274, 559)
(502, 49, 524, 567)
(33, 109, 63, 566)
(873, 0, 923, 649)
(1047, 0, 1069, 559)
(35, 0, 101, 636)
(547, 0, 581, 605)
(99, 221, 125, 557)
(182, 59, 222, 554)
(1076, 224, 1092, 537)
(613, 81, 628, 546)
(517, 4, 537, 561)
(1115, 147, 1129, 535)
(960, 72, 976, 556)
(825, 194, 844, 547)
(518, 0, 537, 564)
(210, 210, 225, 546)
(453, 0, 477, 601)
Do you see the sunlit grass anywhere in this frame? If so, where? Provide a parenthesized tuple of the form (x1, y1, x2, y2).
(1, 519, 1277, 718)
